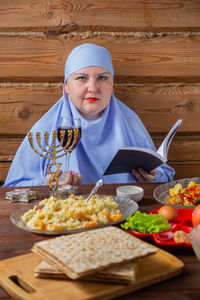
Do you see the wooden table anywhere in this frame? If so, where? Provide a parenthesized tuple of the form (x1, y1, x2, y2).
(0, 183, 200, 300)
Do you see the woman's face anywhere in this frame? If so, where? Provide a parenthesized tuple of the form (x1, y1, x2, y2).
(64, 66, 113, 120)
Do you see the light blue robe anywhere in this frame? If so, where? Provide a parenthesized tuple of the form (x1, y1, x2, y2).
(4, 93, 175, 186)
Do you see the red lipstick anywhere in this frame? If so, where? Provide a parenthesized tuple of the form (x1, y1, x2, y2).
(85, 98, 98, 102)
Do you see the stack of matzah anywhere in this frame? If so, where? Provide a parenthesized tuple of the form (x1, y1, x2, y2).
(32, 226, 157, 284)
(34, 260, 139, 284)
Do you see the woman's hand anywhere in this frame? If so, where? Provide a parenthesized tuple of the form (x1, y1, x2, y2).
(45, 170, 82, 186)
(59, 170, 82, 186)
(132, 168, 157, 182)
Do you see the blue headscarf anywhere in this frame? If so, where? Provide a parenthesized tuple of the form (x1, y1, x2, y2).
(4, 43, 174, 186)
(64, 43, 114, 81)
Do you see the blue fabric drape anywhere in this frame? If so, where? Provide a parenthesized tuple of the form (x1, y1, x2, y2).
(4, 94, 174, 186)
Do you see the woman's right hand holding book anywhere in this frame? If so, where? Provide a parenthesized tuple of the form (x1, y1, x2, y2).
(132, 168, 157, 182)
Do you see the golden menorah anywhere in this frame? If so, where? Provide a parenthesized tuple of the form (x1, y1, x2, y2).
(28, 129, 78, 195)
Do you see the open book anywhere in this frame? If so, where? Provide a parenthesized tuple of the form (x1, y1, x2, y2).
(104, 119, 183, 175)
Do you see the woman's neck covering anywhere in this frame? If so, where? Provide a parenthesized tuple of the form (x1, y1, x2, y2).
(64, 43, 114, 82)
(3, 43, 175, 186)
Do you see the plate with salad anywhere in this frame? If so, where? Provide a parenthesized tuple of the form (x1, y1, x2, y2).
(153, 177, 200, 208)
(121, 208, 193, 250)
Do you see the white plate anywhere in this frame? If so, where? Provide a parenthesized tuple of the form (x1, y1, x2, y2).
(10, 195, 138, 235)
(153, 177, 200, 208)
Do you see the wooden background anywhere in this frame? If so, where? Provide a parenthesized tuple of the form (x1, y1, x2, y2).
(1, 0, 200, 185)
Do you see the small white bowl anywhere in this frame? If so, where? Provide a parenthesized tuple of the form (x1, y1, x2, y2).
(116, 185, 144, 202)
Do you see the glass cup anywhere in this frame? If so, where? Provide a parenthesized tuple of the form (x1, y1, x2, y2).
(57, 117, 81, 175)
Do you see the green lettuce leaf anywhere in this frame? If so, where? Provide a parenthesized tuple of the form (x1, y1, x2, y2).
(121, 211, 171, 233)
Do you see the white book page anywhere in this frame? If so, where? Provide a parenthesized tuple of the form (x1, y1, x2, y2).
(157, 119, 183, 160)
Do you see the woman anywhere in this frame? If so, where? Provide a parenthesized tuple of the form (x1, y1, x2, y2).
(4, 43, 174, 187)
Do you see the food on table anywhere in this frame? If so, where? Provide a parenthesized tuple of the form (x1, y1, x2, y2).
(121, 211, 171, 233)
(169, 181, 200, 206)
(21, 194, 122, 231)
(158, 205, 178, 221)
(192, 204, 200, 227)
(173, 230, 191, 244)
(34, 259, 139, 284)
(32, 226, 156, 280)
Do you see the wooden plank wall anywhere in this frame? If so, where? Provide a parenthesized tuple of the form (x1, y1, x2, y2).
(1, 0, 200, 185)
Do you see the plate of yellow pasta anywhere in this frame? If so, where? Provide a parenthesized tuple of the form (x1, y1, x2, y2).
(10, 194, 138, 235)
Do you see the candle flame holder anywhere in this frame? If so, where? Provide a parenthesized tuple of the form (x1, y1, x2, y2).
(28, 129, 78, 195)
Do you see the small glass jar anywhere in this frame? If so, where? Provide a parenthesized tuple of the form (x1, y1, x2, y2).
(190, 224, 200, 260)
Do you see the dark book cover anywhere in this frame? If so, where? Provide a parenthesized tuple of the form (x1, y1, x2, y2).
(104, 148, 164, 175)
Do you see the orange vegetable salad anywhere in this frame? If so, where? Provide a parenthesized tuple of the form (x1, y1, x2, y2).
(169, 181, 200, 206)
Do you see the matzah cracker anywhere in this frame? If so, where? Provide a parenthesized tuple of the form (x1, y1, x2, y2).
(32, 226, 156, 279)
(34, 260, 139, 284)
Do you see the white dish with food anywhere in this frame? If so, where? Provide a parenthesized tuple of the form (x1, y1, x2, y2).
(153, 177, 200, 208)
(10, 194, 138, 235)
